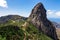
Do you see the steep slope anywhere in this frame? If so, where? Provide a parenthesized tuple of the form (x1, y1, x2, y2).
(29, 2, 59, 40)
(56, 28, 60, 40)
(52, 22, 60, 40)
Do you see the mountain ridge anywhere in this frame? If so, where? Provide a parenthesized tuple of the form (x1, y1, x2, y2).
(29, 2, 59, 40)
(0, 2, 59, 40)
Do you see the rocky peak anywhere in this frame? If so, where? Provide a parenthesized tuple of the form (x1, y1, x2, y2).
(29, 2, 46, 20)
(29, 2, 59, 40)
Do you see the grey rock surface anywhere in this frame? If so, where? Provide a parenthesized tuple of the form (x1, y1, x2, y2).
(29, 2, 59, 40)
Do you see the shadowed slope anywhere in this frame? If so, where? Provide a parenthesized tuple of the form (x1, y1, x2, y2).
(29, 2, 59, 40)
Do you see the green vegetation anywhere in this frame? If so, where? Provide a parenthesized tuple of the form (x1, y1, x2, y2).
(0, 20, 53, 40)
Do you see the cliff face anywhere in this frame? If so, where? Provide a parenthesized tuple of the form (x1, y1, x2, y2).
(29, 2, 58, 40)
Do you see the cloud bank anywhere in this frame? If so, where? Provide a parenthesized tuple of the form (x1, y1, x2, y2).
(47, 10, 60, 18)
(0, 0, 8, 8)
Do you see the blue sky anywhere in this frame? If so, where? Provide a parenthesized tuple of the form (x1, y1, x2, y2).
(0, 0, 60, 22)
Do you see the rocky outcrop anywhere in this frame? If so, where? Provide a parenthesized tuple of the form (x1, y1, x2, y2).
(29, 2, 59, 40)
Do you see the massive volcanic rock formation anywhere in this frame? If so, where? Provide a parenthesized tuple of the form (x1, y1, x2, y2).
(29, 2, 59, 40)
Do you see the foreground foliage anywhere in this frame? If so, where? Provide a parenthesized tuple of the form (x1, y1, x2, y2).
(0, 20, 53, 40)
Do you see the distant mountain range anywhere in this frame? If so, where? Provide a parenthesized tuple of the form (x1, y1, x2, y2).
(52, 22, 60, 28)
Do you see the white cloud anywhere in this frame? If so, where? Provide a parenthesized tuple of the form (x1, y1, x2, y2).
(0, 0, 8, 8)
(47, 10, 54, 15)
(0, 11, 29, 17)
(47, 10, 60, 18)
(0, 12, 19, 17)
(55, 11, 60, 17)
